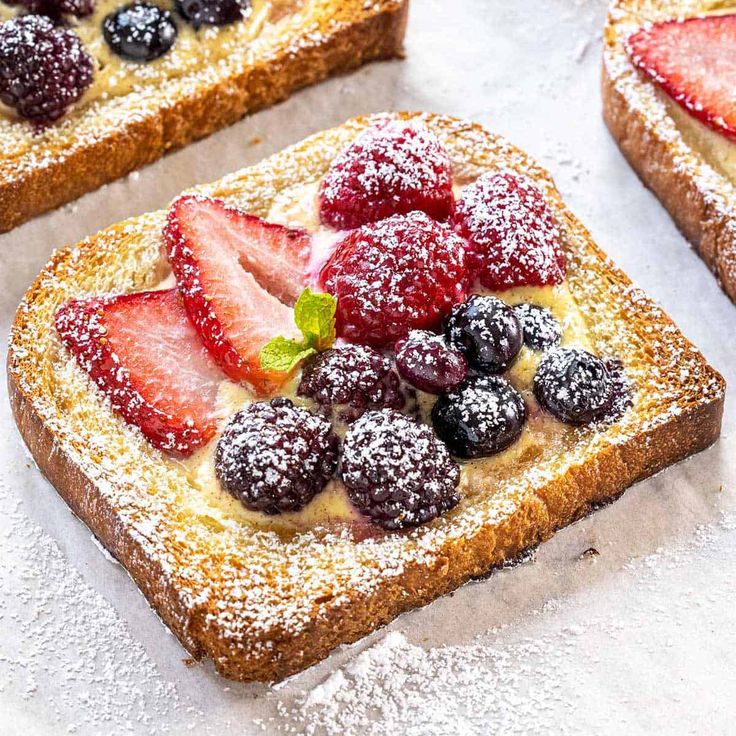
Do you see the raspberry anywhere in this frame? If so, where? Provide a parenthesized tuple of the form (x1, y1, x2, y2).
(319, 121, 454, 230)
(319, 211, 469, 347)
(215, 398, 339, 514)
(0, 16, 93, 123)
(340, 410, 461, 530)
(6, 0, 95, 17)
(453, 172, 566, 290)
(297, 345, 407, 422)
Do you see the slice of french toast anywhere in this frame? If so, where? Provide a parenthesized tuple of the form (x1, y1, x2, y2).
(7, 113, 725, 682)
(0, 0, 407, 233)
(602, 0, 736, 302)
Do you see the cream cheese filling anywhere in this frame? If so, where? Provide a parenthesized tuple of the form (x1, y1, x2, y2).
(166, 177, 596, 536)
(0, 0, 303, 120)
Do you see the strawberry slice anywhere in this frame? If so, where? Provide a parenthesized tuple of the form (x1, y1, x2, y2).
(627, 14, 736, 142)
(164, 195, 304, 393)
(55, 289, 223, 456)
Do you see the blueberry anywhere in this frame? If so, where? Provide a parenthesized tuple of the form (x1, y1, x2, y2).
(533, 348, 613, 424)
(175, 0, 247, 28)
(395, 330, 467, 395)
(103, 2, 177, 62)
(444, 295, 523, 374)
(514, 303, 562, 351)
(431, 376, 527, 458)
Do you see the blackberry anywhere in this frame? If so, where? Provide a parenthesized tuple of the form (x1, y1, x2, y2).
(445, 295, 523, 374)
(395, 330, 467, 395)
(103, 2, 178, 62)
(215, 398, 339, 515)
(0, 16, 93, 123)
(6, 0, 95, 18)
(432, 376, 527, 458)
(176, 0, 248, 27)
(340, 410, 461, 530)
(514, 303, 562, 351)
(533, 348, 613, 424)
(298, 344, 406, 422)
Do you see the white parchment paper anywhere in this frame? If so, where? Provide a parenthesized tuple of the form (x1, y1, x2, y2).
(1, 1, 734, 733)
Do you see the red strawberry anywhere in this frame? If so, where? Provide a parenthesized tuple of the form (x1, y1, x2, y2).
(165, 196, 306, 394)
(319, 211, 468, 347)
(627, 14, 736, 142)
(55, 289, 223, 456)
(319, 120, 454, 231)
(452, 172, 565, 291)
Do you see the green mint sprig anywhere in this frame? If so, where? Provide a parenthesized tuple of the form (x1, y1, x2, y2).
(259, 288, 337, 373)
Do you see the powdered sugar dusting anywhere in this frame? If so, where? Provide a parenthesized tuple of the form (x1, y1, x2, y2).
(6, 113, 725, 685)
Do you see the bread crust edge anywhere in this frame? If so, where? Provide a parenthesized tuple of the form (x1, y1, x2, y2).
(601, 22, 736, 303)
(0, 0, 408, 234)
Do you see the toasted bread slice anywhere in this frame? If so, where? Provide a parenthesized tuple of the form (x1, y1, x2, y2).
(602, 0, 736, 302)
(8, 113, 725, 682)
(0, 0, 407, 234)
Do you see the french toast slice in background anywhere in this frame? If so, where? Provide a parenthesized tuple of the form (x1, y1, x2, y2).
(602, 0, 736, 302)
(0, 0, 407, 234)
(7, 113, 725, 682)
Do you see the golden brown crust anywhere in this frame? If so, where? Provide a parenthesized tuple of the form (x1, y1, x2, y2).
(0, 0, 408, 233)
(7, 112, 725, 682)
(602, 0, 736, 303)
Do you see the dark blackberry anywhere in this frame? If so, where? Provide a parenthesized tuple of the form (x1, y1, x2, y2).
(6, 0, 95, 18)
(444, 295, 523, 375)
(340, 410, 460, 530)
(215, 398, 339, 515)
(103, 3, 178, 62)
(533, 348, 613, 425)
(0, 16, 93, 123)
(175, 0, 248, 27)
(432, 376, 527, 458)
(514, 303, 562, 351)
(297, 344, 406, 422)
(395, 330, 467, 395)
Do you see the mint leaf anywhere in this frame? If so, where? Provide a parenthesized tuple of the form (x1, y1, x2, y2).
(259, 337, 316, 373)
(293, 288, 337, 351)
(258, 288, 337, 374)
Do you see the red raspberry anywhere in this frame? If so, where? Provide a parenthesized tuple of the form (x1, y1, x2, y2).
(319, 211, 468, 347)
(453, 172, 566, 290)
(319, 121, 454, 231)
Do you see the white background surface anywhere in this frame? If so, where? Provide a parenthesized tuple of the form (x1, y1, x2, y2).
(1, 0, 735, 733)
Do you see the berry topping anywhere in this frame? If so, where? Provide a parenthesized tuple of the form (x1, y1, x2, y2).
(514, 303, 562, 351)
(444, 295, 523, 375)
(319, 211, 468, 347)
(175, 0, 248, 27)
(55, 289, 223, 456)
(165, 195, 311, 393)
(319, 121, 454, 230)
(215, 398, 339, 515)
(395, 330, 467, 395)
(297, 344, 406, 422)
(0, 16, 93, 123)
(627, 14, 736, 142)
(453, 172, 566, 290)
(431, 376, 527, 459)
(6, 0, 94, 18)
(103, 2, 178, 62)
(340, 410, 460, 530)
(533, 348, 614, 425)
